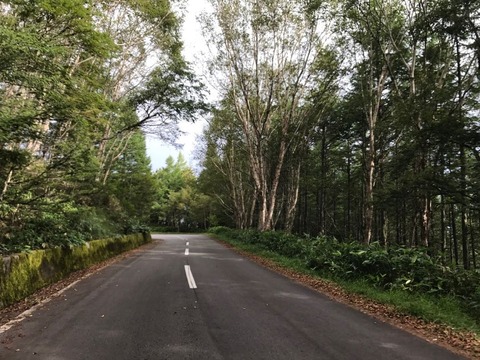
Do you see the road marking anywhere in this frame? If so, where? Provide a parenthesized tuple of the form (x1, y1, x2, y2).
(185, 248, 189, 256)
(186, 241, 189, 246)
(184, 265, 197, 289)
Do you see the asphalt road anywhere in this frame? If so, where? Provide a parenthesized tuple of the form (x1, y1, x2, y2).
(0, 234, 465, 360)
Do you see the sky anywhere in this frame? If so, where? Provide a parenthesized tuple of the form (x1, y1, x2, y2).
(145, 0, 212, 171)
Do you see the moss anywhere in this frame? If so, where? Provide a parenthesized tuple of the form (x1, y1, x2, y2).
(1, 252, 44, 306)
(0, 233, 152, 309)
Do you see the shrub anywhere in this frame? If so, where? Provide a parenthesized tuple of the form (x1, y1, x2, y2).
(208, 226, 236, 238)
(123, 223, 150, 235)
(0, 203, 152, 255)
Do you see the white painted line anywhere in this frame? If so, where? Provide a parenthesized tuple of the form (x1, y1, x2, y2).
(184, 265, 197, 289)
(186, 241, 189, 246)
(185, 248, 189, 256)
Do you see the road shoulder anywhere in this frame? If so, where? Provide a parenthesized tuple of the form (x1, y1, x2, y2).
(0, 240, 160, 331)
(214, 237, 479, 359)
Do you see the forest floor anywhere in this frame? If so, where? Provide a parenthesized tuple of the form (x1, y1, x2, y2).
(0, 238, 478, 359)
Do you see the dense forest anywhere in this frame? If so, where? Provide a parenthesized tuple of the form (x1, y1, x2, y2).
(196, 0, 480, 271)
(1, 0, 480, 274)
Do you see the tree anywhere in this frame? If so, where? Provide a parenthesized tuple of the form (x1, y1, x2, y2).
(107, 130, 156, 223)
(0, 0, 204, 251)
(287, 0, 480, 269)
(0, 1, 110, 207)
(202, 0, 338, 231)
(151, 154, 197, 230)
(197, 99, 255, 229)
(92, 0, 205, 184)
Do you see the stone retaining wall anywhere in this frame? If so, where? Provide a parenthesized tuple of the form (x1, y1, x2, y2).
(0, 233, 151, 308)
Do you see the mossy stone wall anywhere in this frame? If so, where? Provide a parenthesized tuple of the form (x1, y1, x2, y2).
(0, 233, 151, 309)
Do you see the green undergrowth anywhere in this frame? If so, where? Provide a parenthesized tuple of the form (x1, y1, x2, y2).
(0, 204, 152, 256)
(338, 279, 479, 333)
(208, 226, 480, 335)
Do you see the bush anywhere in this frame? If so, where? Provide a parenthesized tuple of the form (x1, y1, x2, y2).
(208, 226, 237, 238)
(123, 223, 150, 235)
(1, 205, 121, 255)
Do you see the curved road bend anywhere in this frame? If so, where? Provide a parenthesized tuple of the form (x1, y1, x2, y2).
(0, 234, 466, 360)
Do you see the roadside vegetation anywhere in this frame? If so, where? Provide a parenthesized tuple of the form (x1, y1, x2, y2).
(209, 226, 480, 335)
(0, 0, 204, 254)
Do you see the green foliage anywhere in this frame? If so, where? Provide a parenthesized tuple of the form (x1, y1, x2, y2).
(0, 204, 118, 255)
(149, 154, 217, 232)
(200, 0, 480, 273)
(208, 226, 238, 237)
(196, 102, 251, 229)
(123, 223, 151, 235)
(338, 279, 480, 333)
(107, 131, 157, 223)
(0, 0, 197, 253)
(131, 58, 207, 135)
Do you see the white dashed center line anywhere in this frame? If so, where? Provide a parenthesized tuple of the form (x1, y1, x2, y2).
(184, 265, 197, 289)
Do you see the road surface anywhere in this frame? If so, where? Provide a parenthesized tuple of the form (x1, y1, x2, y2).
(0, 234, 465, 359)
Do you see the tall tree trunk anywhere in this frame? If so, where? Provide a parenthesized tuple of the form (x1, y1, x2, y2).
(284, 163, 301, 233)
(470, 212, 476, 269)
(363, 64, 388, 244)
(460, 146, 469, 269)
(440, 195, 447, 263)
(346, 143, 352, 240)
(451, 203, 459, 266)
(456, 34, 469, 269)
(248, 188, 257, 229)
(264, 137, 288, 230)
(382, 211, 388, 248)
(320, 125, 328, 235)
(0, 168, 13, 201)
(421, 195, 432, 248)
